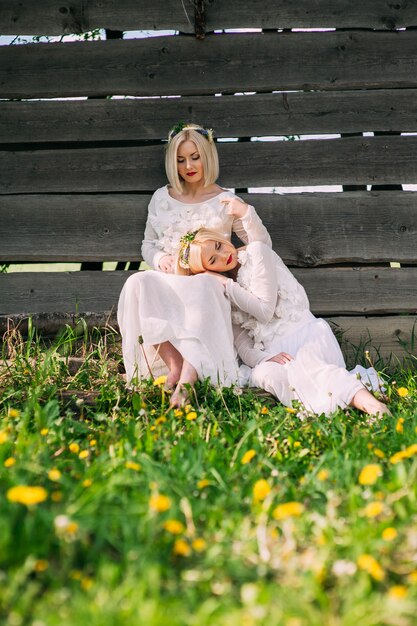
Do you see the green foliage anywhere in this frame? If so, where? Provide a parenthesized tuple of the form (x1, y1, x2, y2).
(0, 325, 417, 625)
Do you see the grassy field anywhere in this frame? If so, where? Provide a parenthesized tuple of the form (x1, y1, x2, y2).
(1, 324, 417, 626)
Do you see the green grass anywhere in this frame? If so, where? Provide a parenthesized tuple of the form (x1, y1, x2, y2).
(1, 324, 417, 626)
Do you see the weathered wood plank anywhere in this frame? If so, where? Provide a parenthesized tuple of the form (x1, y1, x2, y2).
(2, 89, 417, 144)
(1, 136, 417, 193)
(328, 316, 417, 366)
(1, 31, 417, 99)
(1, 309, 414, 365)
(1, 0, 416, 35)
(1, 268, 416, 316)
(1, 191, 417, 265)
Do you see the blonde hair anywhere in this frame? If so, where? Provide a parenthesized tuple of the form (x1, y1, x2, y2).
(176, 228, 232, 275)
(165, 125, 219, 194)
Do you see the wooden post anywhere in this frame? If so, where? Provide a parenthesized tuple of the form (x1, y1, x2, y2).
(194, 0, 206, 40)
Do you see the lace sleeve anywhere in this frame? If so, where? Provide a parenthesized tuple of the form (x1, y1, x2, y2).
(225, 242, 278, 323)
(232, 203, 272, 247)
(141, 191, 166, 270)
(233, 324, 267, 367)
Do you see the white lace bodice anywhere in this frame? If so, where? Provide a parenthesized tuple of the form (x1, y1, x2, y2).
(141, 185, 271, 269)
(226, 241, 310, 349)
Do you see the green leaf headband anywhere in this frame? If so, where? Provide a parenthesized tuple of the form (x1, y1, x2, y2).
(168, 122, 214, 144)
(178, 230, 199, 269)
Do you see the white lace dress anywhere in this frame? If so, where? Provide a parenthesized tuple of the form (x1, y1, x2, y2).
(228, 242, 381, 415)
(117, 185, 271, 384)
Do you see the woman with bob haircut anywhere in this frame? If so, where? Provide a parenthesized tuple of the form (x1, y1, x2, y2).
(178, 227, 389, 417)
(117, 122, 271, 406)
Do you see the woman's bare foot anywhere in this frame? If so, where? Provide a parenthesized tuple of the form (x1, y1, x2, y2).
(154, 342, 183, 389)
(169, 360, 198, 408)
(170, 383, 190, 408)
(351, 388, 391, 417)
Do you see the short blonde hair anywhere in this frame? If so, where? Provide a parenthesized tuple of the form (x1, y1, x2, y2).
(165, 125, 219, 194)
(175, 228, 232, 275)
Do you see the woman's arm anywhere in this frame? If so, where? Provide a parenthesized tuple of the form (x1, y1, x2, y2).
(225, 242, 278, 323)
(141, 192, 174, 271)
(233, 324, 267, 367)
(223, 197, 272, 247)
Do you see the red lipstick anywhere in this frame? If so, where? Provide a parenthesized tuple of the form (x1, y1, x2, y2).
(227, 254, 232, 264)
(186, 172, 197, 177)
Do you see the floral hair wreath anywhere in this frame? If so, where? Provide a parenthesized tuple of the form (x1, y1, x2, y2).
(178, 230, 199, 269)
(168, 122, 214, 144)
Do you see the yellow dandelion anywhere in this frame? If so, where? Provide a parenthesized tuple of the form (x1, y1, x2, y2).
(241, 449, 257, 465)
(397, 387, 409, 397)
(367, 443, 374, 450)
(149, 493, 171, 513)
(197, 478, 210, 489)
(293, 441, 301, 448)
(363, 501, 384, 518)
(388, 585, 407, 600)
(317, 469, 329, 481)
(285, 407, 297, 414)
(272, 501, 304, 520)
(40, 428, 49, 436)
(252, 479, 271, 503)
(79, 450, 89, 460)
(82, 479, 93, 488)
(173, 538, 191, 556)
(184, 404, 193, 414)
(8, 409, 20, 419)
(48, 469, 61, 482)
(89, 439, 97, 447)
(407, 570, 417, 584)
(155, 416, 167, 425)
(81, 577, 94, 591)
(153, 375, 167, 387)
(357, 554, 385, 581)
(163, 519, 184, 535)
(396, 418, 405, 434)
(34, 559, 49, 572)
(69, 442, 80, 454)
(382, 527, 398, 542)
(0, 430, 9, 444)
(174, 408, 183, 417)
(7, 485, 48, 506)
(390, 450, 407, 465)
(373, 448, 385, 459)
(125, 461, 141, 471)
(406, 443, 417, 456)
(186, 411, 198, 421)
(260, 407, 269, 414)
(4, 457, 16, 468)
(358, 464, 382, 485)
(192, 538, 207, 552)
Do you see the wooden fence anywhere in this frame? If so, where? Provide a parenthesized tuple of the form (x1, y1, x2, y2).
(0, 1, 416, 363)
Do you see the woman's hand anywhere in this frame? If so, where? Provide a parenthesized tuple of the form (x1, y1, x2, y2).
(221, 197, 249, 219)
(158, 255, 176, 273)
(203, 270, 228, 285)
(267, 352, 294, 365)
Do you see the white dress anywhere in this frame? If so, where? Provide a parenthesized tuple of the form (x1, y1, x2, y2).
(228, 242, 381, 416)
(117, 185, 271, 385)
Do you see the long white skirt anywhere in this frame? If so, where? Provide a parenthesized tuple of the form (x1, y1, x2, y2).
(251, 315, 381, 416)
(117, 271, 240, 385)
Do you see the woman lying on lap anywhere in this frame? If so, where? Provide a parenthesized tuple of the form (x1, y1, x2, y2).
(177, 228, 390, 417)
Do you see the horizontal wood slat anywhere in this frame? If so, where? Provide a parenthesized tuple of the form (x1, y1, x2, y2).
(1, 191, 417, 265)
(2, 89, 417, 144)
(2, 136, 417, 193)
(1, 268, 416, 316)
(328, 316, 417, 365)
(1, 309, 414, 364)
(1, 0, 416, 35)
(2, 31, 417, 98)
